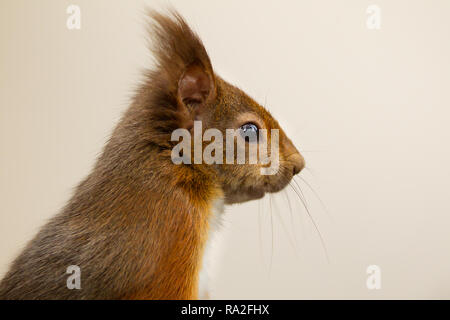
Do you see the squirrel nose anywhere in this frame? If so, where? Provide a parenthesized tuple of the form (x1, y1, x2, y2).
(288, 153, 305, 176)
(283, 135, 305, 176)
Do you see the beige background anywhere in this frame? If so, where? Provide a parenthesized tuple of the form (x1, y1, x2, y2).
(1, 0, 450, 299)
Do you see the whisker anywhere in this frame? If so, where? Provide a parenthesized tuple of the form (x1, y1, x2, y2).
(269, 193, 274, 275)
(271, 193, 300, 258)
(283, 190, 300, 252)
(257, 196, 265, 271)
(292, 178, 310, 210)
(288, 182, 330, 263)
(296, 175, 332, 221)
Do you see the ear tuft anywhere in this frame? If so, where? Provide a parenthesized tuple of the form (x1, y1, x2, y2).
(146, 9, 216, 106)
(140, 9, 216, 143)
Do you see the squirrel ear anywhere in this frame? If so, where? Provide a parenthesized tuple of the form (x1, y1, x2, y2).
(148, 10, 216, 109)
(178, 63, 214, 106)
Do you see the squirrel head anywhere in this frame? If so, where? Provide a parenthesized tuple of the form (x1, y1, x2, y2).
(137, 10, 304, 204)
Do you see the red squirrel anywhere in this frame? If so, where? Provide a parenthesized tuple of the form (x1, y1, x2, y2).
(0, 10, 304, 299)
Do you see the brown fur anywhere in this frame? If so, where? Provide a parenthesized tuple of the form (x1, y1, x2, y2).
(0, 10, 303, 299)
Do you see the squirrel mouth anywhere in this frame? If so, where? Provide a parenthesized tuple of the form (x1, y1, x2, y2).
(224, 179, 292, 204)
(224, 187, 265, 204)
(247, 188, 265, 199)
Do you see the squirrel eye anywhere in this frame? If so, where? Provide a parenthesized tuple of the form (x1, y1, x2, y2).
(239, 123, 259, 142)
